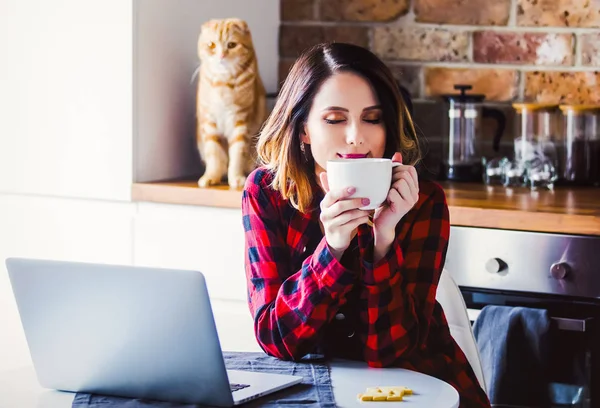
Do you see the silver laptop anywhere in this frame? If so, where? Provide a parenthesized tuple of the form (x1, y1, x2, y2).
(6, 257, 303, 406)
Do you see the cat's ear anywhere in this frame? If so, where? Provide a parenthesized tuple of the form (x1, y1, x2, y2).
(201, 19, 216, 32)
(231, 18, 250, 34)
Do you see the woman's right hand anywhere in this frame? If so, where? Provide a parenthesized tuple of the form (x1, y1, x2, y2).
(319, 172, 371, 260)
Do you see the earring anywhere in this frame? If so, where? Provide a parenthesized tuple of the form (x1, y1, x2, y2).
(300, 142, 310, 162)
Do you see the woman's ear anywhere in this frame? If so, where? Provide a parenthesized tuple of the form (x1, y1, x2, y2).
(300, 125, 311, 144)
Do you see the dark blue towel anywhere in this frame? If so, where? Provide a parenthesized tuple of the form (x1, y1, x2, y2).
(72, 351, 335, 408)
(473, 305, 551, 407)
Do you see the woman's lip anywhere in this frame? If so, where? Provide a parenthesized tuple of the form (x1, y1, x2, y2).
(338, 153, 368, 159)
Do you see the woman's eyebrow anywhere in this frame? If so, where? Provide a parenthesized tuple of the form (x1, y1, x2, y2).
(321, 105, 382, 112)
(322, 106, 348, 112)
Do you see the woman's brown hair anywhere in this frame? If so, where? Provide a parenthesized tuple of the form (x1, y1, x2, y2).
(256, 42, 421, 213)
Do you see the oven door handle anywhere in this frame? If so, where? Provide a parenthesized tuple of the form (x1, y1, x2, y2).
(466, 308, 592, 332)
(553, 317, 592, 333)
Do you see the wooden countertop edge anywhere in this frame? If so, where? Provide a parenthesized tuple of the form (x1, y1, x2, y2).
(131, 182, 242, 209)
(132, 182, 600, 236)
(448, 206, 600, 236)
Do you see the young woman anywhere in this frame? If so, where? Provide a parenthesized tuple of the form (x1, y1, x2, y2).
(241, 42, 490, 407)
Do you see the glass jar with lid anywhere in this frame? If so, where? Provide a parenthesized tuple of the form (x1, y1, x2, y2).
(511, 103, 559, 187)
(558, 105, 600, 186)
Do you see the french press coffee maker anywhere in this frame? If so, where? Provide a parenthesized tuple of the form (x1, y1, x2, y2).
(440, 85, 506, 182)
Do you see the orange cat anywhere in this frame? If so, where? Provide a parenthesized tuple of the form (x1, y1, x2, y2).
(196, 18, 267, 189)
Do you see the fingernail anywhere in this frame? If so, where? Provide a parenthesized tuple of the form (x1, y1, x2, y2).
(362, 198, 370, 205)
(347, 187, 356, 194)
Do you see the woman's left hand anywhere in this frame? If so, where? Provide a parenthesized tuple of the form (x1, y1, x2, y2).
(372, 152, 420, 250)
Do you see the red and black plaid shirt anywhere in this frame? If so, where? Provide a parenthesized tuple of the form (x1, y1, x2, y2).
(242, 167, 490, 407)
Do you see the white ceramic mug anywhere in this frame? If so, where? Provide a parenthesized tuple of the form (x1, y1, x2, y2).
(326, 158, 401, 210)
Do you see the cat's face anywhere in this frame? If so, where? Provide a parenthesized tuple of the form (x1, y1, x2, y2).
(198, 19, 254, 73)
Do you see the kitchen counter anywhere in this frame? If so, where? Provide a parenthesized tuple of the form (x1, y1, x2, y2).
(132, 180, 600, 236)
(440, 182, 600, 236)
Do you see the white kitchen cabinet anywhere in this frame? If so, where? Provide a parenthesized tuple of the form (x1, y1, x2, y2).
(133, 202, 262, 351)
(0, 194, 135, 371)
(211, 298, 262, 353)
(133, 202, 248, 302)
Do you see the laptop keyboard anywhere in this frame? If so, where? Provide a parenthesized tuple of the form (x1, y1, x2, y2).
(230, 383, 251, 392)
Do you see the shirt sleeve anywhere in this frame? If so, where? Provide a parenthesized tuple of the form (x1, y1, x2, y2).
(359, 185, 450, 367)
(242, 183, 357, 361)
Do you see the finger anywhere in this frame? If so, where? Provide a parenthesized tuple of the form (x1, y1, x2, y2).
(322, 197, 368, 220)
(320, 186, 356, 209)
(391, 164, 413, 182)
(327, 209, 370, 228)
(404, 167, 419, 199)
(406, 166, 419, 191)
(339, 214, 371, 231)
(393, 173, 418, 199)
(392, 164, 416, 182)
(392, 166, 419, 194)
(393, 179, 413, 202)
(319, 172, 330, 193)
(391, 152, 403, 164)
(386, 187, 403, 213)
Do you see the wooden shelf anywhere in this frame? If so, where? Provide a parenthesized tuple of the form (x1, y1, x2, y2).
(132, 179, 243, 209)
(132, 179, 600, 236)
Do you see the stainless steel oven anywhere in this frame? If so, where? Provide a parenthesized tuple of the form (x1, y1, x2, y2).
(445, 226, 600, 408)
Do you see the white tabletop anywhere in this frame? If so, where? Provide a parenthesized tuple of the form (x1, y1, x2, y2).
(331, 359, 459, 408)
(0, 359, 458, 408)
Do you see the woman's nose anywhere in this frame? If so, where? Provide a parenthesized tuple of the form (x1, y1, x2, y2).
(346, 124, 364, 145)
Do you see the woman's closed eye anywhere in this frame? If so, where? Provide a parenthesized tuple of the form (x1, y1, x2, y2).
(363, 117, 382, 124)
(323, 115, 382, 125)
(324, 114, 345, 124)
(363, 112, 382, 124)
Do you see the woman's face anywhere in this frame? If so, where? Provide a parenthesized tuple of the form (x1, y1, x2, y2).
(301, 72, 386, 182)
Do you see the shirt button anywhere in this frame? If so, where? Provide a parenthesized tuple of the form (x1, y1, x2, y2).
(335, 313, 345, 321)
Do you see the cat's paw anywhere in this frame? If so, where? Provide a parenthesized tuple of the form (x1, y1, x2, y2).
(198, 174, 223, 188)
(228, 174, 247, 190)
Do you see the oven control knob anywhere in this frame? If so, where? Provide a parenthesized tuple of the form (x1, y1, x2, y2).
(485, 258, 507, 274)
(550, 262, 571, 280)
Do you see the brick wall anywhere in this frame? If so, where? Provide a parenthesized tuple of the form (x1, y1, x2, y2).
(278, 0, 600, 175)
(279, 0, 600, 104)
